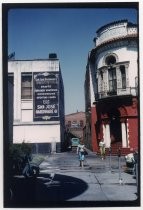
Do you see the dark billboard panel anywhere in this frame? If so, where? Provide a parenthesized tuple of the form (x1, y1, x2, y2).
(33, 72, 59, 121)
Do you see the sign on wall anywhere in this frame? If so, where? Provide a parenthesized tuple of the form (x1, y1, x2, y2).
(33, 72, 59, 121)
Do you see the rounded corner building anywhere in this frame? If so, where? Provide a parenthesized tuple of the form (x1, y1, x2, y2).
(8, 53, 65, 153)
(84, 19, 138, 155)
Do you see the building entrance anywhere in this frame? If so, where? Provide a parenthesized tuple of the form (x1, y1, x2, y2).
(109, 109, 122, 144)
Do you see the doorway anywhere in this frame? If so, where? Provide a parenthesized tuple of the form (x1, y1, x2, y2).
(109, 109, 122, 144)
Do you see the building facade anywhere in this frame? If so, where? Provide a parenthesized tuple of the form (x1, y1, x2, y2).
(8, 54, 65, 153)
(84, 20, 138, 154)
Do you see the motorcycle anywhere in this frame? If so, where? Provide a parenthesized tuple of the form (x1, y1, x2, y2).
(22, 159, 39, 178)
(12, 154, 39, 178)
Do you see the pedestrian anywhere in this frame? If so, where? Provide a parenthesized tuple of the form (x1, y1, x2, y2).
(99, 139, 106, 160)
(77, 142, 86, 167)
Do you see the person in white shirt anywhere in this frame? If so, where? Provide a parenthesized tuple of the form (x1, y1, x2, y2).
(99, 139, 106, 160)
(77, 143, 86, 167)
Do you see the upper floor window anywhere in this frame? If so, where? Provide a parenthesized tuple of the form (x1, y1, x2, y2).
(106, 55, 117, 94)
(100, 71, 103, 80)
(80, 120, 84, 127)
(105, 55, 116, 65)
(67, 121, 71, 127)
(21, 73, 32, 99)
(71, 120, 78, 128)
(120, 65, 126, 89)
(108, 67, 117, 93)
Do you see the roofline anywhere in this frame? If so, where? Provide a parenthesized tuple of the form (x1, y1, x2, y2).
(96, 34, 137, 49)
(90, 34, 138, 62)
(65, 111, 85, 116)
(96, 19, 135, 34)
(8, 59, 59, 62)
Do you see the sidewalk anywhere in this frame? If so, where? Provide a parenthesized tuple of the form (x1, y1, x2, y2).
(82, 150, 139, 202)
(39, 150, 140, 204)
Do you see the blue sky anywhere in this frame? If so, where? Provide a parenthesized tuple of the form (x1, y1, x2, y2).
(8, 6, 137, 114)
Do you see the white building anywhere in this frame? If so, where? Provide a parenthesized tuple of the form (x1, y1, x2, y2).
(8, 54, 65, 153)
(84, 20, 138, 154)
(94, 20, 138, 99)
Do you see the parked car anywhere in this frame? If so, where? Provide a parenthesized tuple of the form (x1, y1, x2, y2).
(71, 138, 80, 148)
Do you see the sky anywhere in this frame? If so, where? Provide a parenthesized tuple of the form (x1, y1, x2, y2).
(8, 5, 138, 115)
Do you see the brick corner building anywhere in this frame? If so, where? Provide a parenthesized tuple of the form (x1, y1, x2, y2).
(84, 20, 138, 155)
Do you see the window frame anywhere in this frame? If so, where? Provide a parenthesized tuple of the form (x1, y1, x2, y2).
(108, 67, 117, 93)
(21, 72, 32, 100)
(120, 65, 126, 89)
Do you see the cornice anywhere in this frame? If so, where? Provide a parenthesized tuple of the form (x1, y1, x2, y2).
(96, 34, 137, 51)
(90, 34, 138, 62)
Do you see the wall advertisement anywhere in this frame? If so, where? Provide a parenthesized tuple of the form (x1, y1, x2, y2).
(33, 72, 59, 121)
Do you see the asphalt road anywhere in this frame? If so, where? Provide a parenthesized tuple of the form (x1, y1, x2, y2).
(6, 150, 140, 208)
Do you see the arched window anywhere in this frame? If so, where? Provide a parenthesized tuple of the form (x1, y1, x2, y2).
(105, 55, 117, 94)
(105, 55, 116, 65)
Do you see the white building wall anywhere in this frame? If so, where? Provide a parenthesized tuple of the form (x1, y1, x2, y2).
(8, 59, 64, 149)
(21, 101, 33, 122)
(8, 60, 60, 73)
(13, 63, 21, 122)
(21, 110, 33, 122)
(96, 22, 127, 46)
(89, 69, 95, 107)
(13, 124, 60, 143)
(96, 44, 137, 89)
(126, 47, 138, 87)
(96, 20, 137, 47)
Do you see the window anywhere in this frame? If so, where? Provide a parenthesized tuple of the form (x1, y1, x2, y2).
(80, 120, 84, 127)
(105, 55, 116, 65)
(21, 73, 32, 99)
(71, 120, 78, 128)
(108, 67, 117, 93)
(120, 66, 126, 89)
(67, 121, 71, 127)
(100, 71, 103, 80)
(105, 55, 117, 94)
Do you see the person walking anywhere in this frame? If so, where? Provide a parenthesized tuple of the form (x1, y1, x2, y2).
(77, 142, 86, 167)
(99, 139, 106, 160)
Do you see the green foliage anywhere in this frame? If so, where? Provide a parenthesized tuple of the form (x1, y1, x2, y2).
(9, 142, 45, 175)
(9, 142, 32, 173)
(9, 142, 32, 160)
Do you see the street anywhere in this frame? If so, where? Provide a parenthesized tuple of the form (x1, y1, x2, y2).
(8, 150, 139, 208)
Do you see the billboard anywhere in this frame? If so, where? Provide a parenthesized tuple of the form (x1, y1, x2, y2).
(33, 72, 59, 121)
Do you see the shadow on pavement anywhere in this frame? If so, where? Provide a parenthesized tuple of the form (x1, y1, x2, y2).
(5, 173, 88, 207)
